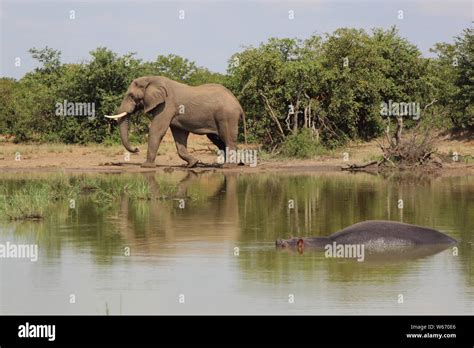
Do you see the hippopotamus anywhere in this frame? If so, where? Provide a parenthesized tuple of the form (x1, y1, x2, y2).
(276, 220, 457, 256)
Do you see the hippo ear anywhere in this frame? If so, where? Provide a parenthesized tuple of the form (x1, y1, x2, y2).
(297, 239, 304, 254)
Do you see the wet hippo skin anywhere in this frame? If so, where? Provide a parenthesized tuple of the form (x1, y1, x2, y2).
(276, 220, 457, 254)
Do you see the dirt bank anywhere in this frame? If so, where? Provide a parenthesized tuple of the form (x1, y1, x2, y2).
(0, 130, 472, 176)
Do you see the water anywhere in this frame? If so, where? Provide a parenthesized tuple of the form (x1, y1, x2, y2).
(0, 171, 472, 314)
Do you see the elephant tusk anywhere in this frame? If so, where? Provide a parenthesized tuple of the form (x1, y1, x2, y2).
(104, 112, 127, 119)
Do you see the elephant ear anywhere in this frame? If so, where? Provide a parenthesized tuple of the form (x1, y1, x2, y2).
(143, 85, 168, 113)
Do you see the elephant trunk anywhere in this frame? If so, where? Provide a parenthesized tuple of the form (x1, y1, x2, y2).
(118, 114, 139, 153)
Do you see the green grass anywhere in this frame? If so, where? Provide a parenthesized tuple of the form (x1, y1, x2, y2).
(0, 174, 179, 220)
(0, 185, 49, 220)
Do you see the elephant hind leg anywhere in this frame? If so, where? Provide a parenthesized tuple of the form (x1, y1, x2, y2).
(207, 134, 226, 151)
(171, 127, 199, 167)
(216, 120, 238, 167)
(217, 119, 238, 152)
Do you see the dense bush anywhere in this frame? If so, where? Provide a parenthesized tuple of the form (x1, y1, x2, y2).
(280, 128, 326, 158)
(226, 27, 454, 149)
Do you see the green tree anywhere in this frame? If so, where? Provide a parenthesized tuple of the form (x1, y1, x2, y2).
(0, 78, 17, 137)
(429, 28, 473, 130)
(28, 46, 61, 74)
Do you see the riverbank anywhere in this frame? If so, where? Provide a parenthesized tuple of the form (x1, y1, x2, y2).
(0, 130, 472, 176)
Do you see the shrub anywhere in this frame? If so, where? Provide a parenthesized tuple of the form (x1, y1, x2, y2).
(280, 129, 326, 159)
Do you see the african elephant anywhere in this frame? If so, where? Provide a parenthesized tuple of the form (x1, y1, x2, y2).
(105, 76, 247, 168)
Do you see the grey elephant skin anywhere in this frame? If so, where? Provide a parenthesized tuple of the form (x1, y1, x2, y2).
(106, 76, 246, 168)
(276, 220, 457, 253)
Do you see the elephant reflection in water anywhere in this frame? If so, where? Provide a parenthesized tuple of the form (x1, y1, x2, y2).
(116, 171, 240, 254)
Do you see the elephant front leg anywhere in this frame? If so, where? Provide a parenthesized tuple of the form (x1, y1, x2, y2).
(142, 110, 175, 168)
(170, 127, 199, 168)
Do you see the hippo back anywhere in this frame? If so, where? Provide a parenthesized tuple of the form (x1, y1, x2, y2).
(328, 220, 457, 247)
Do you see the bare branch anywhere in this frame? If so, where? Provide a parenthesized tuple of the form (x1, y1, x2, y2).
(423, 99, 438, 111)
(260, 92, 286, 138)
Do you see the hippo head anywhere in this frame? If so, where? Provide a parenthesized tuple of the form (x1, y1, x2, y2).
(275, 238, 305, 253)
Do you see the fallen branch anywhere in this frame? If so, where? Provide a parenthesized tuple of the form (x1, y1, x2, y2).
(189, 146, 215, 153)
(341, 160, 379, 171)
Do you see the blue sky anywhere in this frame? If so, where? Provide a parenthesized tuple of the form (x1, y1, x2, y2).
(0, 0, 472, 79)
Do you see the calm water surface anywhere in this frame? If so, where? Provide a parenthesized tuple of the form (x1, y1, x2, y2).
(0, 171, 473, 314)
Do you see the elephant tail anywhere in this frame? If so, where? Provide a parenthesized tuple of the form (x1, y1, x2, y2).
(241, 110, 248, 145)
